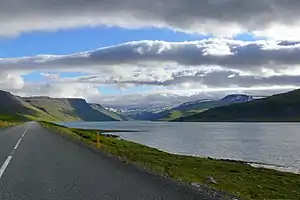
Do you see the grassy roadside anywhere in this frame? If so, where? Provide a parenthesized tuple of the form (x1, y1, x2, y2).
(40, 121, 300, 200)
(0, 120, 20, 128)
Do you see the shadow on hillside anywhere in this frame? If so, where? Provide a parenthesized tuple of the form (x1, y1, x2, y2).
(68, 99, 116, 121)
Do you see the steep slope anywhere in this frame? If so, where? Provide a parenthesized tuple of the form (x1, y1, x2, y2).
(22, 97, 79, 121)
(69, 99, 117, 121)
(22, 97, 118, 122)
(174, 89, 300, 122)
(0, 90, 55, 122)
(90, 104, 133, 121)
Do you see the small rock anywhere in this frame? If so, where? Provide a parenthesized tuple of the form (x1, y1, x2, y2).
(205, 176, 217, 184)
(191, 182, 201, 188)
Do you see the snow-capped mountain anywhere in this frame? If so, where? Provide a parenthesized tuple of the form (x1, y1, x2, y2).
(104, 93, 268, 121)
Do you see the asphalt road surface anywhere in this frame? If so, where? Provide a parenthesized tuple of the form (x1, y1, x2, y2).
(0, 122, 220, 200)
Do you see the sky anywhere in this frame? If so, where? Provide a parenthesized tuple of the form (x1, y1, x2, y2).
(1, 0, 300, 108)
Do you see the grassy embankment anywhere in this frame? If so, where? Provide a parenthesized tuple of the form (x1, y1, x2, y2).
(41, 121, 300, 200)
(0, 120, 19, 128)
(0, 97, 57, 128)
(0, 106, 55, 128)
(0, 114, 29, 128)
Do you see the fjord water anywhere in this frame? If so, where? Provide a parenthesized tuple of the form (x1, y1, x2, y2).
(62, 121, 300, 173)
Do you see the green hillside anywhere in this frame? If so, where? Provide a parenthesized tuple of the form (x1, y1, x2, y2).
(159, 109, 207, 121)
(156, 101, 227, 121)
(22, 97, 118, 122)
(0, 91, 55, 122)
(174, 89, 300, 122)
(0, 89, 124, 124)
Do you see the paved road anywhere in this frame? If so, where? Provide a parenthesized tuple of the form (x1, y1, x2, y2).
(0, 122, 220, 200)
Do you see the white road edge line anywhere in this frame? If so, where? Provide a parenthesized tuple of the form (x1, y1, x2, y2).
(0, 124, 30, 180)
(0, 156, 12, 179)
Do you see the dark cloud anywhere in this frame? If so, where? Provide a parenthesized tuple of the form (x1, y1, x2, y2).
(1, 0, 300, 37)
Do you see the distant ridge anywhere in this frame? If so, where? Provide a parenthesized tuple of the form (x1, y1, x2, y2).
(138, 94, 258, 121)
(174, 89, 300, 122)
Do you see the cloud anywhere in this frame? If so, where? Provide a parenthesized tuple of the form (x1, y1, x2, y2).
(40, 72, 60, 81)
(0, 72, 24, 90)
(1, 0, 300, 38)
(0, 72, 100, 102)
(2, 39, 300, 86)
(2, 39, 300, 72)
(1, 39, 300, 106)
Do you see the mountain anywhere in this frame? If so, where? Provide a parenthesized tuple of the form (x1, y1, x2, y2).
(102, 92, 215, 120)
(89, 104, 133, 121)
(174, 89, 300, 122)
(108, 94, 259, 121)
(107, 105, 173, 121)
(22, 97, 119, 122)
(155, 94, 259, 121)
(0, 89, 127, 122)
(103, 94, 264, 121)
(0, 91, 55, 122)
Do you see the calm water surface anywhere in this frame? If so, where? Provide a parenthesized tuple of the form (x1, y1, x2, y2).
(62, 121, 300, 173)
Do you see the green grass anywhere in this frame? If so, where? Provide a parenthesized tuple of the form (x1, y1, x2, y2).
(159, 110, 184, 121)
(159, 109, 207, 121)
(22, 104, 58, 122)
(41, 121, 300, 200)
(0, 120, 19, 128)
(0, 99, 57, 123)
(0, 114, 25, 121)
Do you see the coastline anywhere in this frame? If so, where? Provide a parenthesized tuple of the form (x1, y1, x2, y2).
(41, 121, 300, 200)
